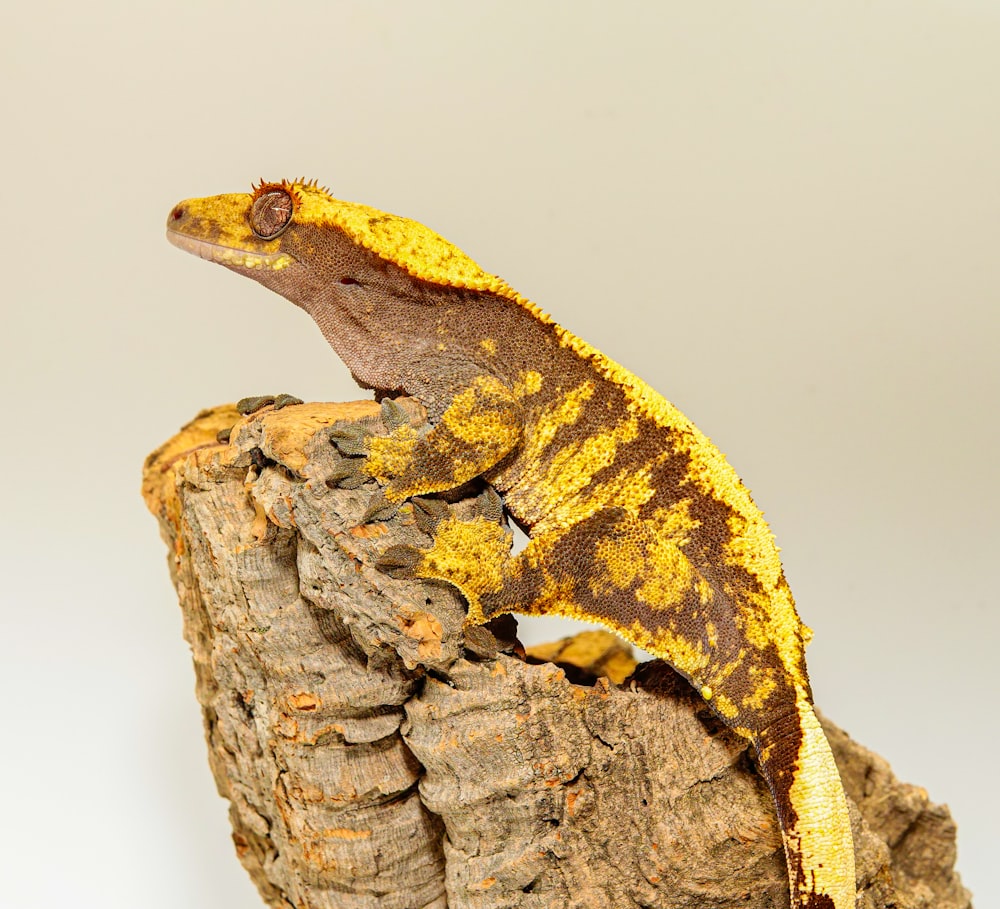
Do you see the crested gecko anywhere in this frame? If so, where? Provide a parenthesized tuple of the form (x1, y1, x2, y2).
(167, 179, 856, 909)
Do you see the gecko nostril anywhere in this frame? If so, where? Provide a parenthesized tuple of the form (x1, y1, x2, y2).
(171, 205, 185, 221)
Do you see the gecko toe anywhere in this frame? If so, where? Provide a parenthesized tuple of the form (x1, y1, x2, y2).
(272, 393, 304, 410)
(475, 487, 504, 523)
(411, 496, 451, 534)
(379, 397, 410, 431)
(329, 423, 374, 457)
(323, 459, 367, 490)
(361, 491, 399, 524)
(236, 395, 276, 415)
(375, 544, 423, 578)
(236, 393, 303, 414)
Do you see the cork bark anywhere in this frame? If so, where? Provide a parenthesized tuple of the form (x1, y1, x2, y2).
(142, 401, 972, 909)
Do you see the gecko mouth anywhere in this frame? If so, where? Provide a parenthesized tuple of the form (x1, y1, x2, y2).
(166, 230, 295, 271)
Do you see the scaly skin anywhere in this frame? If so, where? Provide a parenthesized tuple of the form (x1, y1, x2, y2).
(167, 179, 856, 908)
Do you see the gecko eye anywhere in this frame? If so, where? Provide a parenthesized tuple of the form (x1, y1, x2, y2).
(250, 189, 294, 240)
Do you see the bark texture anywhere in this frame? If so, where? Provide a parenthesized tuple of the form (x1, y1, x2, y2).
(142, 402, 972, 909)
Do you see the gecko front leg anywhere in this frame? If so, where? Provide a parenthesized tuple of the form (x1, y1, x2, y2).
(327, 374, 523, 511)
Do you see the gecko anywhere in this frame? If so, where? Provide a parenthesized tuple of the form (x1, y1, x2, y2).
(167, 179, 856, 909)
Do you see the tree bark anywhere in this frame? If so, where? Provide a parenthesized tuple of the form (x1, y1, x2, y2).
(142, 401, 972, 909)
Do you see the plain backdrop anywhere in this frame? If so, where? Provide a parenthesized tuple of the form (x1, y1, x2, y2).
(2, 2, 997, 906)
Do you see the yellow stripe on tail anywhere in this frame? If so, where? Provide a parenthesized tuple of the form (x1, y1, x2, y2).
(756, 691, 856, 909)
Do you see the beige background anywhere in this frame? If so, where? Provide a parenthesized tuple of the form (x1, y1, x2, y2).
(2, 2, 996, 906)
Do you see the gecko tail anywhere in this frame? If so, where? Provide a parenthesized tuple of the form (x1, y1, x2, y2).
(754, 693, 856, 909)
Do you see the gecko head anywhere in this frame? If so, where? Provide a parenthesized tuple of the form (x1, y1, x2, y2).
(166, 178, 524, 312)
(167, 178, 543, 388)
